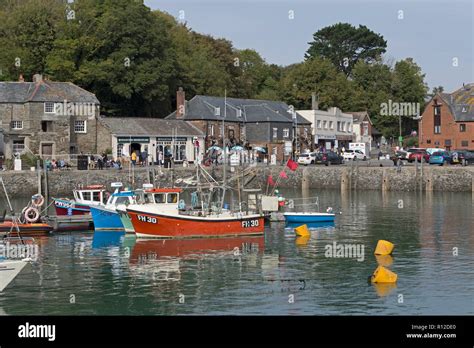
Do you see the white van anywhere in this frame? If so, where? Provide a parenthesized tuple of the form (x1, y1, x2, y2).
(348, 143, 370, 157)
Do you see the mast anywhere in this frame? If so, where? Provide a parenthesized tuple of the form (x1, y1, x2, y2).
(220, 90, 227, 212)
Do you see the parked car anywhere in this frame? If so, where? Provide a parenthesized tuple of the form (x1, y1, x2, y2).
(429, 151, 451, 165)
(406, 148, 424, 159)
(343, 149, 366, 161)
(297, 152, 317, 165)
(451, 150, 474, 166)
(408, 150, 430, 163)
(318, 152, 344, 166)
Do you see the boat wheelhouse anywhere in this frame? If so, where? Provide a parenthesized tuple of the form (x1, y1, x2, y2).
(53, 185, 106, 216)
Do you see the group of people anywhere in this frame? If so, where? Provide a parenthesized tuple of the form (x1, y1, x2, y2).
(130, 150, 148, 166)
(45, 158, 69, 171)
(90, 153, 122, 170)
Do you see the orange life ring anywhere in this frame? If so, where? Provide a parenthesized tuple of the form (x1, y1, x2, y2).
(24, 207, 40, 223)
(31, 194, 44, 207)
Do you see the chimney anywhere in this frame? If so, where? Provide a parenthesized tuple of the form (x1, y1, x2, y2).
(176, 87, 185, 118)
(18, 74, 24, 82)
(33, 74, 43, 83)
(311, 92, 319, 110)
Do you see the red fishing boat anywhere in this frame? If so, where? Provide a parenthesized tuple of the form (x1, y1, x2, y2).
(127, 206, 264, 239)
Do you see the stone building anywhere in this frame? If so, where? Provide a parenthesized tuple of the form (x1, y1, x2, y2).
(0, 74, 100, 159)
(419, 83, 474, 150)
(166, 88, 311, 161)
(97, 116, 205, 164)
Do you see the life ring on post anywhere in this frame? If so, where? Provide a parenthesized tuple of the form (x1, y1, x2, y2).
(31, 194, 45, 207)
(24, 207, 40, 223)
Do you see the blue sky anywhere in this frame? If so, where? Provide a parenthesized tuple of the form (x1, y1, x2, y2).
(146, 0, 473, 92)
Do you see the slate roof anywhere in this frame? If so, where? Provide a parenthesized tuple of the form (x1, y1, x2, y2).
(346, 111, 372, 124)
(0, 81, 99, 104)
(99, 117, 204, 137)
(166, 95, 311, 125)
(438, 83, 474, 122)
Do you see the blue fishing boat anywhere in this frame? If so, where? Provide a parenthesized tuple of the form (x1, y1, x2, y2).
(283, 212, 335, 223)
(89, 183, 137, 231)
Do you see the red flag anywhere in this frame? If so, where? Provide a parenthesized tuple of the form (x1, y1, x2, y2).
(267, 175, 275, 186)
(286, 159, 298, 171)
(279, 170, 288, 179)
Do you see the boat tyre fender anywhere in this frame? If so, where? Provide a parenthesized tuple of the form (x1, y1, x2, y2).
(24, 207, 40, 223)
(31, 194, 45, 207)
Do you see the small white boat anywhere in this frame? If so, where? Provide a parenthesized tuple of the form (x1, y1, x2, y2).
(0, 259, 27, 292)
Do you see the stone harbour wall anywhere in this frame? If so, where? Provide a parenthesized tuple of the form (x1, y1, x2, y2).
(0, 164, 473, 198)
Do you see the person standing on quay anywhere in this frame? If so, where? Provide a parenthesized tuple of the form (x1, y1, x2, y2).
(131, 151, 137, 166)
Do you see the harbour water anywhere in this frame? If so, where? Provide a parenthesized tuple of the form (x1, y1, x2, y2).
(0, 189, 473, 315)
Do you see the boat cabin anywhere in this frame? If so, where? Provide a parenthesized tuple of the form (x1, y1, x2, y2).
(107, 191, 137, 206)
(73, 185, 106, 206)
(137, 188, 182, 206)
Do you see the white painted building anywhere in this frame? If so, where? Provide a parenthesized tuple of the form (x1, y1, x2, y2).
(298, 106, 354, 150)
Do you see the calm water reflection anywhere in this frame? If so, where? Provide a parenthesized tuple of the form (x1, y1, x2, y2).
(0, 189, 473, 315)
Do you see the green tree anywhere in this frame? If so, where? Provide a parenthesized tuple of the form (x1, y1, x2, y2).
(305, 23, 387, 76)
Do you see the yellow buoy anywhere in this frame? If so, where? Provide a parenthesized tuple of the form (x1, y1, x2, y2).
(294, 224, 310, 237)
(374, 240, 394, 255)
(375, 254, 393, 267)
(373, 282, 397, 297)
(295, 235, 310, 246)
(371, 266, 398, 283)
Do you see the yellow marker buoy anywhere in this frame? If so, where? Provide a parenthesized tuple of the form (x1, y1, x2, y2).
(371, 266, 397, 283)
(295, 235, 310, 246)
(375, 254, 393, 267)
(294, 224, 310, 237)
(374, 240, 394, 255)
(373, 282, 397, 297)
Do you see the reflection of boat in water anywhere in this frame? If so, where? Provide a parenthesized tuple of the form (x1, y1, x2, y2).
(130, 235, 265, 260)
(285, 221, 335, 229)
(0, 221, 52, 237)
(92, 230, 125, 249)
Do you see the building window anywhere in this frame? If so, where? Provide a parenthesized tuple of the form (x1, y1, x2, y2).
(426, 139, 431, 144)
(11, 121, 23, 130)
(12, 140, 25, 154)
(210, 124, 215, 137)
(44, 102, 55, 113)
(337, 121, 341, 131)
(434, 141, 440, 146)
(445, 139, 451, 146)
(461, 141, 468, 147)
(117, 144, 124, 157)
(317, 120, 321, 129)
(323, 121, 328, 130)
(283, 128, 290, 138)
(273, 128, 278, 139)
(363, 123, 369, 136)
(434, 105, 441, 116)
(228, 129, 235, 139)
(74, 120, 87, 133)
(460, 124, 466, 132)
(329, 121, 333, 130)
(434, 125, 441, 134)
(41, 121, 53, 132)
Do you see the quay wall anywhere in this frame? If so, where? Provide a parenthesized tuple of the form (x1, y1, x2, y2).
(1, 165, 474, 197)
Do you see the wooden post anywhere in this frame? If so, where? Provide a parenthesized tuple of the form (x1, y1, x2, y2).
(37, 160, 42, 195)
(341, 168, 350, 191)
(43, 165, 49, 207)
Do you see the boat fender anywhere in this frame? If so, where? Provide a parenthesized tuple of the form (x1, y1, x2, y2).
(31, 194, 45, 207)
(178, 199, 186, 210)
(326, 207, 333, 214)
(374, 240, 394, 255)
(175, 178, 183, 184)
(24, 207, 40, 223)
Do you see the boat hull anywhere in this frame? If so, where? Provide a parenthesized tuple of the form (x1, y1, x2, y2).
(0, 260, 27, 292)
(53, 198, 90, 216)
(127, 209, 265, 239)
(90, 206, 124, 231)
(117, 210, 135, 234)
(0, 222, 53, 236)
(283, 213, 335, 223)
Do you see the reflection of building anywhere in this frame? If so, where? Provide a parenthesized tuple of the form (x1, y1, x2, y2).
(166, 88, 311, 161)
(0, 74, 100, 159)
(419, 83, 474, 150)
(97, 117, 204, 163)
